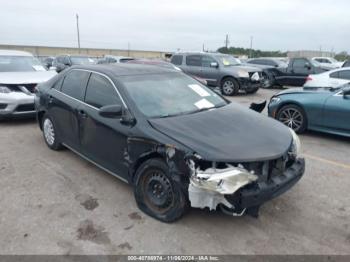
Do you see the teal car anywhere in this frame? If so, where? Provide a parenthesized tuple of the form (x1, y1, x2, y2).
(268, 84, 350, 137)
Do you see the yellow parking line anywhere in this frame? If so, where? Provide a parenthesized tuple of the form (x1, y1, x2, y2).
(303, 153, 350, 170)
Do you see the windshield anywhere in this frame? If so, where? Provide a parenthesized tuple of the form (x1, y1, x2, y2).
(215, 55, 241, 66)
(70, 56, 95, 65)
(0, 55, 45, 72)
(121, 73, 228, 118)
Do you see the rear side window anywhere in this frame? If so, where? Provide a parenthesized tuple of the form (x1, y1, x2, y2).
(330, 72, 339, 78)
(61, 70, 90, 101)
(85, 73, 122, 108)
(338, 70, 350, 80)
(171, 55, 183, 65)
(186, 55, 201, 66)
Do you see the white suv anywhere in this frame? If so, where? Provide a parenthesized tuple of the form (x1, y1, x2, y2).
(0, 50, 56, 119)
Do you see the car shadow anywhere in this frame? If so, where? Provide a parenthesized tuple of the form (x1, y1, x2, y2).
(301, 130, 350, 144)
(0, 117, 36, 126)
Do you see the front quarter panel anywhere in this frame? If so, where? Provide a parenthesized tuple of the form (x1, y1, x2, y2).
(269, 92, 330, 128)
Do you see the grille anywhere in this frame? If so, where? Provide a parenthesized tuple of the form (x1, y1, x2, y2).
(238, 153, 292, 182)
(16, 104, 35, 112)
(0, 103, 7, 110)
(7, 84, 37, 93)
(21, 84, 37, 93)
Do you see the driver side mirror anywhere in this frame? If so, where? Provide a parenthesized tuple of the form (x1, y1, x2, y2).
(343, 87, 350, 97)
(304, 62, 312, 70)
(210, 62, 219, 68)
(99, 105, 123, 118)
(56, 64, 66, 73)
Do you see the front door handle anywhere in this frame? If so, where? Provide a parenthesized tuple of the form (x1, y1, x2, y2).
(48, 95, 54, 103)
(78, 110, 87, 118)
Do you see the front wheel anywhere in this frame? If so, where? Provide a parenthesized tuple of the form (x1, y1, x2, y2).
(276, 105, 307, 133)
(42, 114, 63, 150)
(133, 159, 188, 223)
(221, 77, 239, 96)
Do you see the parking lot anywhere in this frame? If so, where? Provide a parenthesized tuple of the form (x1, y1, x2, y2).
(0, 88, 349, 255)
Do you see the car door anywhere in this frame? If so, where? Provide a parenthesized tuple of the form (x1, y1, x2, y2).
(181, 55, 202, 78)
(199, 55, 220, 86)
(290, 58, 313, 86)
(78, 72, 130, 178)
(322, 89, 350, 132)
(48, 69, 90, 150)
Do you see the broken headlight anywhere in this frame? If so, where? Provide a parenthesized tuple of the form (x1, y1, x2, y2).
(189, 160, 258, 195)
(289, 128, 301, 157)
(270, 96, 281, 104)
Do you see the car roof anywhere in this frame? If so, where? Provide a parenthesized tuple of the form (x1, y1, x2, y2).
(71, 63, 176, 77)
(0, 50, 34, 57)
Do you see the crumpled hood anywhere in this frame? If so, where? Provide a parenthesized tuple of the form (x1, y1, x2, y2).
(0, 71, 56, 84)
(149, 103, 292, 162)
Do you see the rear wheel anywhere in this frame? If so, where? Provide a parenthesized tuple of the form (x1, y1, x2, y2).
(221, 77, 239, 96)
(42, 114, 63, 150)
(133, 159, 188, 223)
(277, 104, 307, 133)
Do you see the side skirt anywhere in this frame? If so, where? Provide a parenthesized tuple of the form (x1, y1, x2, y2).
(62, 143, 129, 184)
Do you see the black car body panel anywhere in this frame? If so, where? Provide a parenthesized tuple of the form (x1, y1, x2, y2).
(149, 103, 292, 162)
(35, 64, 305, 220)
(273, 58, 328, 86)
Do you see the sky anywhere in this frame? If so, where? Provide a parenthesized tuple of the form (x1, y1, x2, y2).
(0, 0, 349, 53)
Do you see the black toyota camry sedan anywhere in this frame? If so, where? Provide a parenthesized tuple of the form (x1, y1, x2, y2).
(35, 64, 305, 222)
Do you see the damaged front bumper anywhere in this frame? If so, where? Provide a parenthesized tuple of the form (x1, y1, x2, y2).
(188, 157, 305, 216)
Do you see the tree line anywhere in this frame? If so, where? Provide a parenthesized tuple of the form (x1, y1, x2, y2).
(217, 46, 350, 61)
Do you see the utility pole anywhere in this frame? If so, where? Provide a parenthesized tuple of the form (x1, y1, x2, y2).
(202, 43, 205, 52)
(76, 14, 81, 53)
(225, 34, 230, 50)
(249, 36, 253, 58)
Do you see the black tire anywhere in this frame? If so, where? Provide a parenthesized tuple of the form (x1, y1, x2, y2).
(42, 114, 63, 150)
(133, 158, 189, 223)
(276, 104, 307, 133)
(221, 77, 239, 96)
(261, 71, 275, 89)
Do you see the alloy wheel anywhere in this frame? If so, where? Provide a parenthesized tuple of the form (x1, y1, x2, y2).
(278, 108, 304, 131)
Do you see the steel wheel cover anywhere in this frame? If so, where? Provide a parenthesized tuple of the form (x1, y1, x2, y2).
(43, 118, 55, 145)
